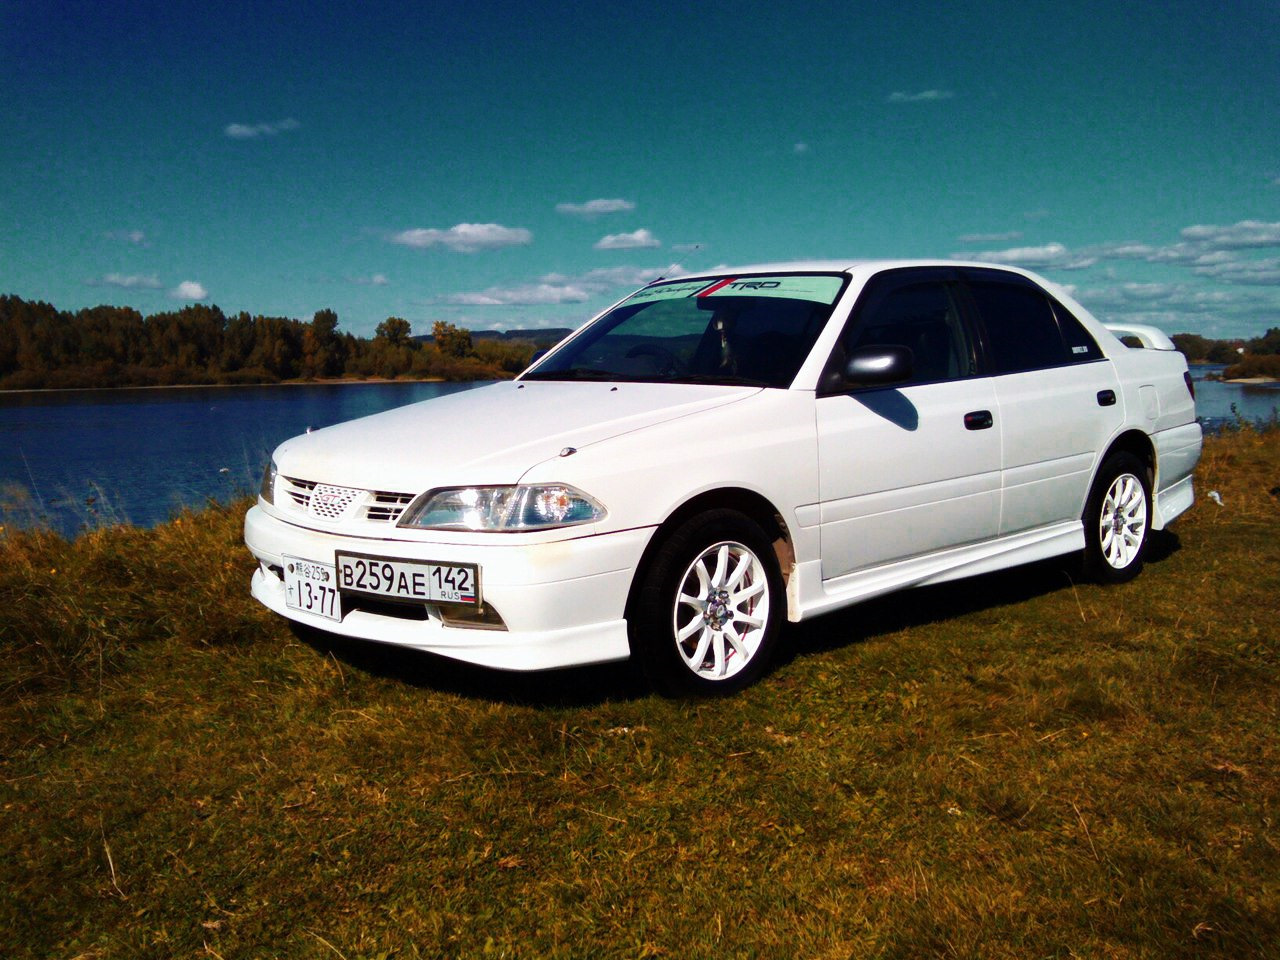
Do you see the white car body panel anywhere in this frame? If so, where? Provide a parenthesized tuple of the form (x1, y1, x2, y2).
(816, 378, 1002, 578)
(244, 259, 1202, 674)
(992, 361, 1124, 534)
(269, 380, 758, 495)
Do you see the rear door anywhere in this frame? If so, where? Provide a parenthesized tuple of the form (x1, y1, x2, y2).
(960, 269, 1124, 534)
(816, 268, 1002, 579)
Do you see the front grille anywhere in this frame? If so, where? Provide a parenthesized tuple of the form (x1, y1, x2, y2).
(365, 491, 415, 524)
(309, 483, 360, 520)
(283, 476, 316, 509)
(279, 476, 416, 526)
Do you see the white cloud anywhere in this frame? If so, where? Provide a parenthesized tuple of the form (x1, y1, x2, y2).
(1193, 256, 1280, 285)
(793, 142, 810, 154)
(350, 273, 390, 286)
(390, 223, 533, 253)
(448, 263, 685, 308)
(887, 89, 954, 103)
(594, 228, 660, 250)
(95, 273, 162, 289)
(957, 230, 1023, 245)
(555, 198, 636, 217)
(1070, 281, 1277, 334)
(449, 264, 684, 307)
(573, 265, 677, 286)
(106, 229, 147, 246)
(224, 118, 301, 139)
(1179, 220, 1280, 250)
(447, 283, 592, 306)
(952, 242, 1097, 270)
(1086, 224, 1280, 284)
(170, 281, 209, 300)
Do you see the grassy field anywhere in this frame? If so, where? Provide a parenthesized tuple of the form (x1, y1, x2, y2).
(2, 428, 1277, 959)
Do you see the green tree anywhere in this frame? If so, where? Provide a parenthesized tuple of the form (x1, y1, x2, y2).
(371, 317, 415, 377)
(432, 320, 473, 359)
(1247, 327, 1280, 355)
(376, 316, 412, 346)
(302, 308, 343, 378)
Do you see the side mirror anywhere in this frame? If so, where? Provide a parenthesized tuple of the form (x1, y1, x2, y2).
(843, 344, 913, 387)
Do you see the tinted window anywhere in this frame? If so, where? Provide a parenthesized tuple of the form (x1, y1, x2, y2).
(1051, 298, 1105, 362)
(968, 282, 1068, 374)
(842, 281, 974, 384)
(525, 273, 845, 387)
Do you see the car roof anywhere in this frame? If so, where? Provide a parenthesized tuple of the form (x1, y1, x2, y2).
(660, 259, 1043, 283)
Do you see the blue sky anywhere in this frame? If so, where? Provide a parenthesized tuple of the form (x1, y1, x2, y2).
(3, 0, 1278, 339)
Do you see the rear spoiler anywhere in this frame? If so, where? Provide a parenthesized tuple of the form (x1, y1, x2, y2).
(1103, 323, 1177, 351)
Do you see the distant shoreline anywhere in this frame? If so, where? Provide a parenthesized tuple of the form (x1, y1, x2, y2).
(0, 376, 496, 397)
(1224, 376, 1280, 385)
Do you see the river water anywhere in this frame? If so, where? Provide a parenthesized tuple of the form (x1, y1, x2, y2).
(0, 381, 489, 535)
(0, 371, 1275, 537)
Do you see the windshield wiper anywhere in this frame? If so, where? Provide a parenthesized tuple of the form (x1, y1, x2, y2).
(670, 373, 772, 388)
(522, 367, 620, 381)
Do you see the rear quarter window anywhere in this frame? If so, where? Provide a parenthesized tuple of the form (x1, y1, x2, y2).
(1050, 298, 1105, 361)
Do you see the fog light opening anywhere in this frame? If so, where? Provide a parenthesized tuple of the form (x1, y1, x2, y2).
(434, 602, 508, 631)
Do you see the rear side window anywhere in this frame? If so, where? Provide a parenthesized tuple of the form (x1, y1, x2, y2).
(967, 282, 1069, 374)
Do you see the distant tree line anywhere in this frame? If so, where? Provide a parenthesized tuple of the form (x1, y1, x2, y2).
(1172, 328, 1280, 381)
(7, 292, 1276, 390)
(0, 295, 549, 390)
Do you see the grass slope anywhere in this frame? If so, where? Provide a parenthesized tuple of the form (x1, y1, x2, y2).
(1, 429, 1277, 959)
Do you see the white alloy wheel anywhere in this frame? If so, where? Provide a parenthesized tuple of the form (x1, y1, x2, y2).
(672, 540, 771, 681)
(1083, 451, 1152, 584)
(1098, 471, 1148, 570)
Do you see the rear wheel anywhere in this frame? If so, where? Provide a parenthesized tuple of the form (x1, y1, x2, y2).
(1082, 451, 1151, 583)
(630, 510, 783, 696)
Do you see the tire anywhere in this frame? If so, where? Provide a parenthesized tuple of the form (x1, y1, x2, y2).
(629, 509, 784, 696)
(1082, 451, 1152, 583)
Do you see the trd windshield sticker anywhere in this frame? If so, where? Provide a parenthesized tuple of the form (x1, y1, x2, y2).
(627, 274, 845, 305)
(624, 281, 713, 303)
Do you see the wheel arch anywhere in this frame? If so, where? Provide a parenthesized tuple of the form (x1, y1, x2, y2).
(1097, 429, 1155, 487)
(625, 487, 797, 625)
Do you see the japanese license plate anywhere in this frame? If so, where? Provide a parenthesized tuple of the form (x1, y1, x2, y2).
(283, 555, 341, 621)
(336, 552, 480, 606)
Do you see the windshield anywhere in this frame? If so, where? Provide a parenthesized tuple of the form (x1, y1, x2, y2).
(522, 273, 847, 387)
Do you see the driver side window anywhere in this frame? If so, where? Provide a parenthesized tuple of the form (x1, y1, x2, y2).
(844, 280, 975, 385)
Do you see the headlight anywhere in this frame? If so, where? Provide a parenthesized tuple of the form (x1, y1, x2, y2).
(260, 458, 279, 505)
(398, 484, 606, 531)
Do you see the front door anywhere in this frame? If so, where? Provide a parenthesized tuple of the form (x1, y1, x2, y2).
(817, 270, 1002, 581)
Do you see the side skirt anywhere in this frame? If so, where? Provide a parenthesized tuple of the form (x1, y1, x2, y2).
(791, 521, 1084, 621)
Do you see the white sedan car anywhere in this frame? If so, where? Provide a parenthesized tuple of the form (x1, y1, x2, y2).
(245, 261, 1202, 693)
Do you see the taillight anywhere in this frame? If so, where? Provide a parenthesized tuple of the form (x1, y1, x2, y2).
(1184, 370, 1195, 400)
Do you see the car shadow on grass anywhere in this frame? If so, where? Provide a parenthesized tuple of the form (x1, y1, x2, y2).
(781, 531, 1182, 663)
(291, 623, 648, 708)
(294, 532, 1181, 703)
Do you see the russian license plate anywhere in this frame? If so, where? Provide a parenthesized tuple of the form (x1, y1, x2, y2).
(336, 552, 480, 606)
(283, 555, 341, 621)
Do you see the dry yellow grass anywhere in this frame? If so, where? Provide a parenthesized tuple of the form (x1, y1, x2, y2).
(2, 428, 1277, 958)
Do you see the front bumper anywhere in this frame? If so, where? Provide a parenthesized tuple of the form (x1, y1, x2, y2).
(244, 504, 650, 671)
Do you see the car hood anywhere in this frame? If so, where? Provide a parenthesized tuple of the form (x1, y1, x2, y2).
(271, 380, 761, 492)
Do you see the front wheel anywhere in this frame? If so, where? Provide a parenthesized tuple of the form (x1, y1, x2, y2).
(1082, 451, 1152, 583)
(629, 510, 784, 696)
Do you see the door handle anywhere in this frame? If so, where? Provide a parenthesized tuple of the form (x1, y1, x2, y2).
(964, 410, 993, 430)
(1097, 389, 1117, 406)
